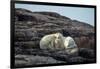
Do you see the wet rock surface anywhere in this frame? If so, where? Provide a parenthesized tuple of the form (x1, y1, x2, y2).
(14, 8, 96, 67)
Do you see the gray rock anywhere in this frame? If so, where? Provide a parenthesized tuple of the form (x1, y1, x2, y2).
(79, 48, 95, 59)
(15, 55, 65, 67)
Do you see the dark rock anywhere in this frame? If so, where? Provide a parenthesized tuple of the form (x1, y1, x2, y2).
(15, 54, 65, 67)
(14, 8, 96, 67)
(79, 48, 95, 59)
(15, 8, 95, 49)
(15, 47, 22, 55)
(14, 48, 96, 67)
(68, 56, 86, 63)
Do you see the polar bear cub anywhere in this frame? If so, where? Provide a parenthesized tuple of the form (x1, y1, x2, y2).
(40, 33, 64, 50)
(64, 36, 78, 55)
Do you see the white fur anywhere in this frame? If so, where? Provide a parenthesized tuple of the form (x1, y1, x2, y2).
(64, 36, 78, 54)
(40, 33, 64, 50)
(40, 33, 78, 55)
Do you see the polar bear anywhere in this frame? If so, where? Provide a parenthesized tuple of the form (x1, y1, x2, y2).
(40, 33, 78, 55)
(64, 36, 78, 55)
(40, 33, 64, 50)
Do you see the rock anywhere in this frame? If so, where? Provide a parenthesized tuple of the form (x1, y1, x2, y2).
(15, 47, 22, 55)
(15, 8, 95, 49)
(14, 48, 96, 67)
(14, 8, 95, 67)
(15, 54, 65, 67)
(68, 56, 86, 63)
(79, 48, 95, 59)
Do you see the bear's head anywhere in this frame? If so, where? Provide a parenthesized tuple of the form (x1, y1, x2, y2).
(53, 33, 64, 44)
(54, 33, 63, 39)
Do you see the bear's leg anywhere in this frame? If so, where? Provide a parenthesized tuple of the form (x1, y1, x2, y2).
(48, 40, 55, 50)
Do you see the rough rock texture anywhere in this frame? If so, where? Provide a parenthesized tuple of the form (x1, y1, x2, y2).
(15, 48, 95, 67)
(14, 8, 96, 67)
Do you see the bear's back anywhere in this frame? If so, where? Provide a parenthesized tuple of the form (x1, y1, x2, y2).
(40, 34, 55, 49)
(64, 36, 77, 48)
